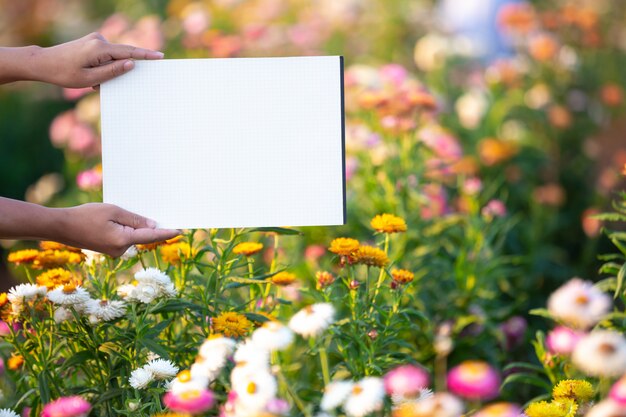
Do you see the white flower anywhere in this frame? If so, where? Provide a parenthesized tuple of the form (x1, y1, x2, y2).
(129, 367, 154, 390)
(47, 285, 90, 307)
(547, 278, 611, 329)
(121, 246, 138, 260)
(343, 377, 385, 417)
(405, 392, 464, 417)
(0, 409, 19, 417)
(169, 371, 209, 395)
(321, 380, 354, 411)
(572, 331, 626, 377)
(135, 268, 172, 287)
(231, 370, 277, 412)
(8, 284, 46, 304)
(85, 299, 127, 322)
(134, 282, 161, 303)
(251, 321, 294, 351)
(288, 303, 335, 338)
(122, 268, 177, 303)
(586, 399, 626, 417)
(53, 307, 74, 324)
(233, 339, 270, 370)
(82, 249, 105, 266)
(455, 89, 488, 129)
(392, 388, 434, 406)
(198, 336, 237, 366)
(116, 284, 137, 300)
(145, 359, 179, 380)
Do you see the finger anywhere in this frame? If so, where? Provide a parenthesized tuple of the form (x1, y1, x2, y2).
(106, 43, 164, 60)
(127, 228, 182, 245)
(88, 59, 134, 84)
(113, 207, 156, 229)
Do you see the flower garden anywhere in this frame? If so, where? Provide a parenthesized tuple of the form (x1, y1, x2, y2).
(2, 0, 626, 416)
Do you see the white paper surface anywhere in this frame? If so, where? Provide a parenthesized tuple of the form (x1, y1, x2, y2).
(100, 56, 345, 229)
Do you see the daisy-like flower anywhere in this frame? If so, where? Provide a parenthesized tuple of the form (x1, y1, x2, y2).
(53, 307, 74, 324)
(525, 400, 577, 417)
(474, 403, 521, 417)
(321, 380, 354, 411)
(123, 268, 177, 303)
(390, 269, 414, 285)
(271, 271, 298, 286)
(169, 370, 209, 396)
(33, 250, 84, 269)
(233, 242, 264, 256)
(316, 271, 335, 289)
(546, 326, 584, 355)
(116, 284, 137, 300)
(343, 377, 385, 417)
(41, 396, 91, 417)
(7, 249, 39, 265)
(586, 399, 626, 417)
(328, 238, 360, 256)
(552, 379, 594, 402)
(47, 284, 90, 307)
(370, 213, 407, 233)
(572, 331, 626, 377)
(393, 392, 464, 417)
(0, 409, 19, 417)
(85, 299, 127, 322)
(288, 303, 335, 338)
(354, 245, 389, 268)
(145, 359, 179, 380)
(129, 367, 154, 389)
(135, 268, 173, 287)
(231, 370, 277, 412)
(447, 361, 500, 401)
(197, 335, 237, 372)
(212, 312, 253, 339)
(384, 364, 430, 397)
(547, 278, 611, 329)
(251, 321, 294, 351)
(8, 283, 46, 304)
(36, 268, 76, 290)
(233, 339, 270, 370)
(164, 389, 214, 414)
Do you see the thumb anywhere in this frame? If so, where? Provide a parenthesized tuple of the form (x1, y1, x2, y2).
(89, 59, 134, 84)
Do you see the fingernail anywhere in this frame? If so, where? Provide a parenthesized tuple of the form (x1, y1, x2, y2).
(154, 51, 165, 59)
(146, 219, 157, 228)
(123, 60, 135, 71)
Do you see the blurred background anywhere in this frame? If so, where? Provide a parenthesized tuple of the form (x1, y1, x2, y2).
(1, 0, 626, 333)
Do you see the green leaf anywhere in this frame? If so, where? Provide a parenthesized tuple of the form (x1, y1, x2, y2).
(99, 342, 122, 356)
(503, 361, 545, 374)
(244, 313, 271, 323)
(151, 299, 207, 314)
(529, 308, 552, 320)
(61, 350, 93, 370)
(501, 372, 552, 391)
(37, 372, 51, 404)
(246, 227, 302, 235)
(615, 263, 626, 299)
(140, 338, 169, 359)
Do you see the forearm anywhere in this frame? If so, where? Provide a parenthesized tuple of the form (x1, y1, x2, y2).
(0, 46, 44, 84)
(0, 197, 66, 241)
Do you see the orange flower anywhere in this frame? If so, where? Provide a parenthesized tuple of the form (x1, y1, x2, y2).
(316, 271, 335, 289)
(7, 249, 39, 265)
(233, 242, 264, 256)
(138, 236, 182, 251)
(528, 33, 559, 62)
(33, 250, 84, 269)
(39, 241, 81, 253)
(548, 105, 572, 129)
(212, 312, 252, 338)
(271, 271, 297, 286)
(601, 84, 623, 107)
(36, 268, 80, 290)
(328, 238, 360, 256)
(497, 3, 536, 34)
(371, 214, 407, 234)
(478, 138, 518, 166)
(161, 242, 197, 265)
(354, 245, 389, 268)
(391, 268, 414, 285)
(7, 355, 24, 370)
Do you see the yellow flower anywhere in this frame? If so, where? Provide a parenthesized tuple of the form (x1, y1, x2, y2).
(137, 236, 183, 251)
(391, 268, 414, 284)
(39, 241, 81, 253)
(316, 271, 335, 289)
(354, 245, 389, 268)
(328, 238, 360, 256)
(161, 242, 197, 265)
(7, 249, 39, 265)
(33, 250, 84, 269)
(233, 242, 264, 256)
(271, 271, 297, 286)
(0, 293, 7, 308)
(553, 379, 594, 402)
(212, 312, 253, 338)
(525, 400, 578, 417)
(370, 214, 407, 233)
(36, 268, 79, 290)
(7, 355, 24, 371)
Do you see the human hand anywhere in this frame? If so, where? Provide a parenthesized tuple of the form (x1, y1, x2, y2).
(56, 203, 180, 257)
(32, 32, 164, 88)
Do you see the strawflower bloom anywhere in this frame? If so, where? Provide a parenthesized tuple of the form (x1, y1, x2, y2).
(197, 335, 236, 373)
(0, 409, 18, 417)
(137, 236, 182, 251)
(316, 271, 335, 289)
(384, 364, 430, 397)
(321, 380, 354, 411)
(392, 392, 463, 417)
(546, 326, 584, 355)
(47, 284, 90, 307)
(354, 245, 389, 268)
(41, 396, 91, 417)
(39, 241, 81, 252)
(169, 370, 210, 396)
(230, 369, 277, 412)
(7, 249, 39, 265)
(328, 238, 360, 256)
(288, 303, 335, 338)
(146, 359, 179, 380)
(391, 269, 414, 285)
(271, 271, 298, 286)
(161, 242, 197, 264)
(552, 379, 594, 402)
(371, 214, 407, 233)
(212, 312, 253, 339)
(85, 299, 126, 322)
(474, 403, 521, 417)
(233, 242, 264, 256)
(129, 367, 154, 389)
(7, 355, 23, 371)
(572, 331, 626, 377)
(610, 375, 626, 405)
(36, 268, 76, 290)
(343, 377, 385, 417)
(525, 400, 577, 417)
(547, 278, 611, 329)
(447, 360, 500, 400)
(33, 250, 83, 269)
(164, 389, 215, 414)
(251, 321, 294, 351)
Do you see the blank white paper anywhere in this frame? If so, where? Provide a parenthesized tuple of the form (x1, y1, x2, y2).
(100, 56, 345, 229)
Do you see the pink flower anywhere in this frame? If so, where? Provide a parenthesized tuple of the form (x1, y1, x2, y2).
(463, 178, 483, 195)
(447, 361, 500, 401)
(546, 326, 584, 355)
(346, 157, 359, 181)
(49, 111, 77, 147)
(305, 245, 326, 263)
(21, 407, 30, 417)
(421, 184, 450, 220)
(610, 375, 626, 405)
(164, 389, 214, 413)
(42, 396, 91, 417)
(419, 126, 463, 161)
(0, 321, 20, 337)
(62, 88, 93, 101)
(474, 402, 521, 417)
(384, 364, 430, 397)
(266, 398, 290, 414)
(76, 169, 103, 191)
(482, 200, 507, 218)
(68, 123, 98, 155)
(380, 64, 408, 87)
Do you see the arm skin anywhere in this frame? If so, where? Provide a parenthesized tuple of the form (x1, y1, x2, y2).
(0, 33, 179, 256)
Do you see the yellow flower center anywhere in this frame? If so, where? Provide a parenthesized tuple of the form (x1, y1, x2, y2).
(178, 370, 192, 383)
(62, 283, 77, 294)
(352, 385, 363, 395)
(180, 390, 200, 400)
(247, 382, 257, 394)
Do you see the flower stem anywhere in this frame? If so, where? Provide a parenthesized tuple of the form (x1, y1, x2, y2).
(370, 234, 390, 312)
(319, 343, 331, 386)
